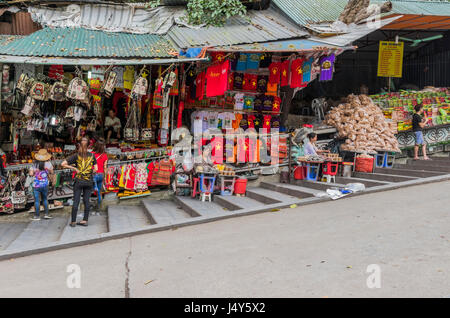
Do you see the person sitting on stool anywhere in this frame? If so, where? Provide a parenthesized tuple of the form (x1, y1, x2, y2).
(105, 109, 121, 143)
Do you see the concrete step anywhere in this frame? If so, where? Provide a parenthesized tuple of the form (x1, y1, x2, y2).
(260, 182, 319, 198)
(246, 187, 299, 204)
(174, 196, 230, 217)
(291, 179, 347, 191)
(214, 195, 266, 211)
(0, 223, 28, 251)
(353, 172, 418, 183)
(428, 156, 450, 161)
(393, 163, 450, 173)
(107, 205, 152, 233)
(142, 199, 194, 225)
(374, 167, 444, 178)
(406, 158, 450, 167)
(6, 217, 68, 251)
(335, 176, 391, 187)
(59, 213, 108, 242)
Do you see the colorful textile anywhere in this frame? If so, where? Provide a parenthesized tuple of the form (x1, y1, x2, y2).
(280, 60, 290, 87)
(269, 62, 281, 84)
(320, 54, 335, 81)
(206, 60, 229, 97)
(290, 58, 306, 88)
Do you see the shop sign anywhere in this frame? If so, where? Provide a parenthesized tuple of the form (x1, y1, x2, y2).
(377, 41, 404, 78)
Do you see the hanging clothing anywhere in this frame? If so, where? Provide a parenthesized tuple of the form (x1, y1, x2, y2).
(280, 60, 290, 87)
(290, 58, 306, 88)
(269, 62, 282, 84)
(302, 57, 314, 83)
(233, 72, 244, 90)
(320, 54, 335, 81)
(134, 163, 148, 192)
(206, 60, 229, 97)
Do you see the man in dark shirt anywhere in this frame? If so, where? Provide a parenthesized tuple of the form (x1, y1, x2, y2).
(412, 104, 429, 160)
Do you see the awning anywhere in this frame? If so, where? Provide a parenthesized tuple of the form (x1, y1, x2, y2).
(207, 38, 353, 53)
(381, 14, 450, 30)
(0, 55, 209, 65)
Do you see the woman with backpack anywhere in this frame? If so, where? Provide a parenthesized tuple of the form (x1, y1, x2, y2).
(92, 138, 108, 211)
(62, 137, 98, 227)
(29, 149, 54, 221)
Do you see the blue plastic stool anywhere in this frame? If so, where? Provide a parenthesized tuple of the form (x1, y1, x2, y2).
(305, 163, 321, 181)
(199, 174, 216, 193)
(375, 153, 385, 168)
(383, 153, 395, 168)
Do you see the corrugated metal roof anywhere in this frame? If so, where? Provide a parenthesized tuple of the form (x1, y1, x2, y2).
(167, 7, 309, 49)
(0, 27, 177, 58)
(209, 38, 348, 52)
(272, 0, 450, 25)
(309, 15, 402, 47)
(28, 4, 189, 35)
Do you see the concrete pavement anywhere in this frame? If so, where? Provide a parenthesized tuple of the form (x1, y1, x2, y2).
(0, 181, 448, 298)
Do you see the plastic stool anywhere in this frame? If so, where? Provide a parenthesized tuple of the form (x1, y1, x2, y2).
(323, 174, 336, 183)
(383, 153, 395, 168)
(305, 163, 321, 181)
(200, 192, 212, 202)
(200, 174, 216, 193)
(322, 162, 339, 176)
(220, 176, 235, 196)
(192, 177, 200, 198)
(342, 162, 353, 178)
(375, 153, 385, 168)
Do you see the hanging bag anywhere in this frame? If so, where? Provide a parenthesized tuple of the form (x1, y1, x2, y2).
(102, 71, 117, 98)
(16, 73, 29, 94)
(50, 81, 67, 102)
(66, 77, 89, 102)
(30, 82, 47, 101)
(132, 76, 148, 96)
(21, 96, 36, 117)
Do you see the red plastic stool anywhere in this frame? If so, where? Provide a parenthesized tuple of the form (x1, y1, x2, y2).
(322, 162, 339, 183)
(192, 177, 200, 198)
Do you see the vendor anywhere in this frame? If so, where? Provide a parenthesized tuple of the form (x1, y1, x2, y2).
(105, 109, 122, 143)
(304, 133, 329, 156)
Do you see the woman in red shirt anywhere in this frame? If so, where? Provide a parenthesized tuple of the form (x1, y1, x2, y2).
(93, 138, 108, 209)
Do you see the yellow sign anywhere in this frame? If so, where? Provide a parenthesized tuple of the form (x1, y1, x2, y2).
(377, 41, 404, 78)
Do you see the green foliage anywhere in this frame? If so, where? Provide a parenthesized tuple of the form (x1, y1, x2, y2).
(143, 0, 248, 27)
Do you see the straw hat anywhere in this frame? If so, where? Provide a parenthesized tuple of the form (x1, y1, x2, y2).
(35, 149, 52, 161)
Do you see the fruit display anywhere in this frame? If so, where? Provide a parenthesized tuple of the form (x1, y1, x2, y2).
(325, 94, 400, 153)
(370, 88, 450, 132)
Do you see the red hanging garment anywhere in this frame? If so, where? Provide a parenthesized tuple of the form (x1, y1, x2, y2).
(268, 62, 281, 84)
(206, 60, 229, 97)
(280, 60, 290, 87)
(290, 58, 307, 88)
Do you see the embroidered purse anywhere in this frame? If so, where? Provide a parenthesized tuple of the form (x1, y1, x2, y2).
(50, 82, 67, 102)
(21, 96, 35, 117)
(30, 82, 46, 101)
(132, 76, 148, 96)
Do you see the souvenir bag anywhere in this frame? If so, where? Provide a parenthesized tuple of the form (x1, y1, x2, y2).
(11, 176, 27, 210)
(66, 77, 89, 102)
(16, 73, 29, 94)
(87, 118, 97, 132)
(21, 96, 35, 117)
(125, 98, 141, 141)
(50, 81, 67, 102)
(141, 128, 153, 141)
(152, 78, 164, 109)
(132, 76, 148, 96)
(30, 82, 47, 101)
(102, 71, 117, 98)
(92, 96, 102, 117)
(65, 106, 75, 118)
(26, 118, 35, 131)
